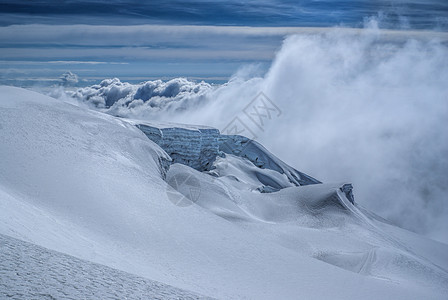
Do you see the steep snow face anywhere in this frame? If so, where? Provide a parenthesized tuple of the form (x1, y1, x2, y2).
(219, 134, 321, 186)
(208, 154, 295, 193)
(1, 86, 448, 300)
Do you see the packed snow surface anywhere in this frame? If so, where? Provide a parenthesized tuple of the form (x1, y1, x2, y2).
(1, 86, 448, 299)
(0, 234, 210, 300)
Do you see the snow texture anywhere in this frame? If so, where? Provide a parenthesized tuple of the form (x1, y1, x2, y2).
(218, 134, 321, 186)
(0, 234, 211, 300)
(1, 86, 448, 300)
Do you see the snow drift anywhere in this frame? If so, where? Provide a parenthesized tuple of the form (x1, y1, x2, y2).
(1, 86, 448, 299)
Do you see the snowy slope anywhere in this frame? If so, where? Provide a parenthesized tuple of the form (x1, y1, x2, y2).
(1, 86, 447, 299)
(0, 234, 210, 299)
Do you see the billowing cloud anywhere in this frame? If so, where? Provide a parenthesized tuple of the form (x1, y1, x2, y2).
(60, 71, 78, 86)
(1, 24, 446, 85)
(67, 77, 213, 111)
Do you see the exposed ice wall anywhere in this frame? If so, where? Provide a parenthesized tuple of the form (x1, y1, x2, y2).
(134, 121, 323, 189)
(136, 122, 219, 171)
(133, 122, 356, 201)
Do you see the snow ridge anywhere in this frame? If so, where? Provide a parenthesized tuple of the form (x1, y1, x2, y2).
(218, 134, 321, 186)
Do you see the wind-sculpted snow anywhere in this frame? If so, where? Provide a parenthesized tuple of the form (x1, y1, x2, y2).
(166, 162, 448, 294)
(218, 134, 321, 187)
(2, 86, 448, 299)
(0, 234, 210, 300)
(68, 77, 213, 111)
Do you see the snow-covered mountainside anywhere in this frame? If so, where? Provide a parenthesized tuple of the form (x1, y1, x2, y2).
(0, 234, 209, 299)
(1, 86, 448, 299)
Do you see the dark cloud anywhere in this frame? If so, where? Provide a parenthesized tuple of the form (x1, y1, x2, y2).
(0, 0, 447, 29)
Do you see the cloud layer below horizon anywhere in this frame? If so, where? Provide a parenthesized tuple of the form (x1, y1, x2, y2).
(1, 23, 447, 85)
(1, 0, 447, 84)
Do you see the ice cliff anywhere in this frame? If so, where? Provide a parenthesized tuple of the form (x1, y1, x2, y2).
(134, 121, 219, 172)
(130, 120, 342, 196)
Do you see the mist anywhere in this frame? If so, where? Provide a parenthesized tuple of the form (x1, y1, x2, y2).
(60, 21, 448, 243)
(261, 26, 448, 243)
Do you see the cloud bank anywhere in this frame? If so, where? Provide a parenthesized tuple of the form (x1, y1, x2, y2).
(2, 24, 447, 86)
(64, 77, 213, 112)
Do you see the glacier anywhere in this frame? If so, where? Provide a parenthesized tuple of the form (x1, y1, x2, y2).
(133, 121, 220, 172)
(1, 86, 448, 300)
(131, 120, 322, 191)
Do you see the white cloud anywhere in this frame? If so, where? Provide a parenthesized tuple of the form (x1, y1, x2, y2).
(60, 71, 79, 86)
(66, 77, 212, 110)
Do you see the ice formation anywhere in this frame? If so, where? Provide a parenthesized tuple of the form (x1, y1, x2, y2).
(131, 120, 327, 197)
(134, 121, 219, 172)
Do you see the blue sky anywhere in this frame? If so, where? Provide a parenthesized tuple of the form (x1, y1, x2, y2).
(0, 1, 384, 27)
(0, 0, 447, 86)
(2, 0, 447, 28)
